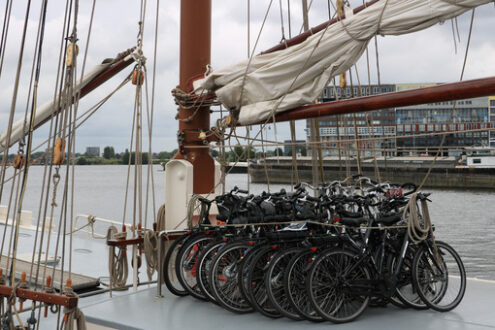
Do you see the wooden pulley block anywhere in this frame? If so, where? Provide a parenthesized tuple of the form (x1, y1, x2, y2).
(132, 69, 145, 85)
(12, 154, 26, 169)
(53, 138, 66, 165)
(131, 254, 142, 269)
(339, 72, 347, 89)
(66, 43, 79, 67)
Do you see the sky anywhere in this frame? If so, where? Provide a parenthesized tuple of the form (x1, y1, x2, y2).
(0, 0, 494, 154)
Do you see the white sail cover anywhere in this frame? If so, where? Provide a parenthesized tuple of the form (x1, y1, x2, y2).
(0, 63, 111, 153)
(196, 0, 493, 124)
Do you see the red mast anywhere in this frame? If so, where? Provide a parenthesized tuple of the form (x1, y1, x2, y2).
(175, 0, 215, 194)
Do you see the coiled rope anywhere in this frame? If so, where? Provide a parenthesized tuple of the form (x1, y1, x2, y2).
(143, 230, 158, 281)
(106, 226, 128, 289)
(403, 193, 431, 244)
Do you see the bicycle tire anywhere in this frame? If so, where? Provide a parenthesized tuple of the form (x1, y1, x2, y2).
(175, 233, 213, 301)
(412, 240, 466, 312)
(284, 248, 324, 322)
(265, 247, 304, 320)
(210, 241, 254, 313)
(245, 246, 281, 318)
(163, 234, 189, 297)
(307, 249, 370, 323)
(196, 240, 226, 303)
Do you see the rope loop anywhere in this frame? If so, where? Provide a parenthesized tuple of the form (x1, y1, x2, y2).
(61, 286, 86, 330)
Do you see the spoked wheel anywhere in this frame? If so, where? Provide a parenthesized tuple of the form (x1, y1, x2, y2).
(210, 241, 254, 313)
(265, 247, 304, 320)
(196, 240, 226, 303)
(176, 234, 213, 301)
(307, 249, 370, 324)
(238, 243, 265, 305)
(389, 246, 429, 310)
(412, 240, 466, 312)
(163, 234, 189, 297)
(245, 246, 281, 318)
(284, 249, 324, 322)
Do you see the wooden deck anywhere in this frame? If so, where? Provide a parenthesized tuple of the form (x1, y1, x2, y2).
(0, 255, 100, 291)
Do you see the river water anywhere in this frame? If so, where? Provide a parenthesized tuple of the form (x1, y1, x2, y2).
(1, 165, 495, 280)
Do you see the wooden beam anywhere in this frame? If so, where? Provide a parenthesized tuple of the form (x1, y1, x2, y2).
(0, 285, 78, 308)
(261, 0, 380, 55)
(254, 76, 495, 124)
(106, 237, 143, 247)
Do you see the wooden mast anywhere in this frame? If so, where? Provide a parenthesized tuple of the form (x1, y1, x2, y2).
(174, 0, 214, 194)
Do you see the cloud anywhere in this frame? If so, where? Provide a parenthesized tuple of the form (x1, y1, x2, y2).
(0, 1, 494, 153)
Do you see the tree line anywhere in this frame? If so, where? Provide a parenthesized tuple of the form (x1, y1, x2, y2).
(1, 144, 307, 165)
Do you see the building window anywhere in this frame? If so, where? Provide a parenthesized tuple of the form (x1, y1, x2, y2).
(473, 158, 481, 164)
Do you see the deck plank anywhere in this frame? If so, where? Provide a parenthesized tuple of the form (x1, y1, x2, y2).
(0, 255, 99, 291)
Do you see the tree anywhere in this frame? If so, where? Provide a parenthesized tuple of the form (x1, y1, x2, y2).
(77, 157, 88, 165)
(300, 147, 307, 156)
(231, 145, 255, 162)
(121, 150, 149, 165)
(103, 146, 115, 159)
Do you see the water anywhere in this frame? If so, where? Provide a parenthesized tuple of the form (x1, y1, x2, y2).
(1, 165, 495, 280)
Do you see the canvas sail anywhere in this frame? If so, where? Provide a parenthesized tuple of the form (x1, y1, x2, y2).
(0, 63, 110, 153)
(195, 0, 493, 125)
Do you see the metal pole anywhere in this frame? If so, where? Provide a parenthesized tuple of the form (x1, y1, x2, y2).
(156, 230, 166, 298)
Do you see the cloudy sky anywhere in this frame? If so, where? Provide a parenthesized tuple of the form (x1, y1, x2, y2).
(1, 0, 494, 154)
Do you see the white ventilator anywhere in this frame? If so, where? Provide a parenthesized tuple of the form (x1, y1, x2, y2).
(194, 0, 493, 125)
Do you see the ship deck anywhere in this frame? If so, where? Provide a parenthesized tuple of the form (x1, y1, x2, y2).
(76, 278, 495, 330)
(6, 223, 495, 329)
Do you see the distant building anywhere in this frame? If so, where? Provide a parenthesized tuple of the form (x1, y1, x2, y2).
(307, 83, 494, 157)
(283, 140, 306, 156)
(85, 146, 100, 157)
(395, 83, 492, 155)
(490, 96, 495, 147)
(308, 84, 396, 157)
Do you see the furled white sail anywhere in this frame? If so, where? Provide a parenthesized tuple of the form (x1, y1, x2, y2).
(196, 0, 493, 125)
(0, 63, 110, 153)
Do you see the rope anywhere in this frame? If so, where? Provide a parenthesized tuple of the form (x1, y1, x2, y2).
(418, 8, 476, 190)
(200, 219, 407, 231)
(403, 193, 441, 263)
(185, 195, 203, 229)
(156, 204, 166, 232)
(107, 226, 128, 290)
(61, 286, 86, 330)
(143, 230, 158, 281)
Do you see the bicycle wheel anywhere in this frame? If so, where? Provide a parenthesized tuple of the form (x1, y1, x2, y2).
(245, 246, 281, 318)
(284, 249, 324, 322)
(412, 240, 466, 312)
(210, 241, 254, 313)
(176, 233, 213, 300)
(238, 243, 266, 305)
(196, 240, 226, 303)
(307, 249, 370, 323)
(265, 247, 304, 320)
(388, 246, 428, 310)
(163, 234, 189, 297)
